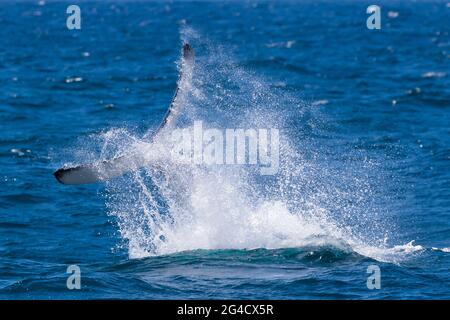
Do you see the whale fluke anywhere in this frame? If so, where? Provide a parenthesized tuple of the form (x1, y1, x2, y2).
(54, 43, 194, 185)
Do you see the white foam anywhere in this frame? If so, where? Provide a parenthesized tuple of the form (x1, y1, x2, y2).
(422, 71, 446, 78)
(432, 247, 450, 253)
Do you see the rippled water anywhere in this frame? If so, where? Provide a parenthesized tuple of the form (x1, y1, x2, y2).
(0, 1, 449, 299)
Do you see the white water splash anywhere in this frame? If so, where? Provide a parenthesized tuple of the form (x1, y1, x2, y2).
(95, 28, 422, 263)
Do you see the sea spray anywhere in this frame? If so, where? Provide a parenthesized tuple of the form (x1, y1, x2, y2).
(96, 27, 420, 262)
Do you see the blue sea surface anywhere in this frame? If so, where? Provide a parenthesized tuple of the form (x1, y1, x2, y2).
(0, 0, 449, 299)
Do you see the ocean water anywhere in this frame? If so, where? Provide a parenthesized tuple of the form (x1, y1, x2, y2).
(0, 0, 449, 299)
